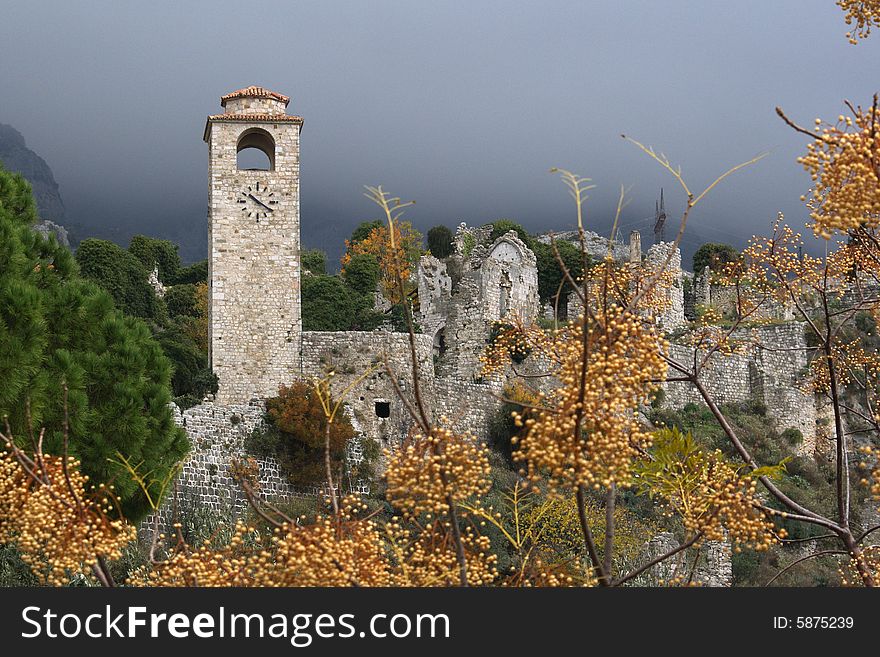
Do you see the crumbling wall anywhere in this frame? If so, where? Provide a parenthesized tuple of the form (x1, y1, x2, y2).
(636, 532, 732, 587)
(535, 229, 629, 263)
(751, 323, 816, 455)
(142, 400, 299, 534)
(645, 242, 686, 330)
(431, 379, 504, 438)
(416, 254, 452, 339)
(480, 232, 540, 323)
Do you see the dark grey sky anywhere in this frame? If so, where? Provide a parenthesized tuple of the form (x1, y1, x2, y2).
(2, 1, 878, 266)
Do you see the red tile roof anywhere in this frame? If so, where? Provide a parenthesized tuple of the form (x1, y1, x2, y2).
(207, 113, 303, 123)
(220, 86, 290, 106)
(203, 113, 304, 142)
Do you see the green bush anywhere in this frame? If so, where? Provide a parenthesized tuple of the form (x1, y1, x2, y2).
(462, 233, 476, 257)
(174, 259, 208, 285)
(154, 321, 217, 408)
(164, 283, 199, 318)
(348, 220, 384, 246)
(693, 242, 739, 275)
(781, 427, 803, 446)
(427, 225, 454, 258)
(302, 274, 371, 331)
(488, 219, 533, 248)
(533, 240, 587, 304)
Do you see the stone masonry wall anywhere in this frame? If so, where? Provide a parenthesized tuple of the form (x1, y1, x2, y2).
(661, 322, 816, 454)
(481, 233, 540, 324)
(144, 401, 299, 533)
(662, 343, 753, 408)
(302, 331, 435, 453)
(432, 379, 504, 438)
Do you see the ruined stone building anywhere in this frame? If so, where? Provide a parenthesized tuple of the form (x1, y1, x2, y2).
(170, 87, 528, 514)
(163, 87, 821, 566)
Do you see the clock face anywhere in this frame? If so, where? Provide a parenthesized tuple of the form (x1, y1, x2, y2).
(237, 181, 279, 220)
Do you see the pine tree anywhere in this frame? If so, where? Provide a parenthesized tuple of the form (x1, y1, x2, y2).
(0, 165, 188, 521)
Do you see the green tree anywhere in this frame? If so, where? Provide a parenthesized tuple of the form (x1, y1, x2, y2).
(342, 253, 380, 295)
(154, 322, 218, 409)
(301, 274, 369, 331)
(164, 283, 199, 318)
(488, 219, 534, 248)
(75, 238, 160, 321)
(693, 242, 739, 275)
(128, 234, 181, 284)
(348, 220, 385, 247)
(174, 259, 208, 285)
(533, 240, 587, 304)
(0, 165, 188, 521)
(427, 225, 454, 258)
(302, 248, 327, 275)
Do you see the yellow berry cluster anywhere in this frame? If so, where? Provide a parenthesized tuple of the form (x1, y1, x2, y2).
(0, 448, 135, 586)
(838, 0, 880, 43)
(513, 306, 667, 492)
(384, 428, 492, 517)
(797, 101, 880, 237)
(839, 545, 880, 586)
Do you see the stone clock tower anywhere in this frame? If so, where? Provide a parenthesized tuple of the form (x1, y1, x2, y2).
(204, 86, 303, 403)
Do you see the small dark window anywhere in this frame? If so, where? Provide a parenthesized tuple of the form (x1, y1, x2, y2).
(375, 400, 390, 418)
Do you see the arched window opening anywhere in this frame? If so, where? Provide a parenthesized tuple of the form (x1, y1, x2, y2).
(236, 128, 275, 171)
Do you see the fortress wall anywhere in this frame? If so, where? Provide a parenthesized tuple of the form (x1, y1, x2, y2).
(662, 343, 753, 408)
(142, 401, 300, 534)
(661, 322, 816, 455)
(431, 378, 504, 438)
(302, 330, 435, 451)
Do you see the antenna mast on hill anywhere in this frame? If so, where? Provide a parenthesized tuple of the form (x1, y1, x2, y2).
(653, 188, 666, 244)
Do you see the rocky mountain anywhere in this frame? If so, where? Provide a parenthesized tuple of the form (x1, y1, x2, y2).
(0, 123, 68, 231)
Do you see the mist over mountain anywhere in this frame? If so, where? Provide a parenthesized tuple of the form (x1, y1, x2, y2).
(0, 123, 66, 223)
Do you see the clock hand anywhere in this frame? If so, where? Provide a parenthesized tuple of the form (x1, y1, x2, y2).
(248, 194, 274, 212)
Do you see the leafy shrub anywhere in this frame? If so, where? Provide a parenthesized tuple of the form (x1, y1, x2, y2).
(128, 234, 181, 284)
(348, 220, 385, 246)
(174, 259, 208, 285)
(533, 240, 587, 304)
(154, 321, 217, 408)
(693, 242, 739, 275)
(343, 253, 380, 295)
(488, 219, 533, 248)
(781, 427, 803, 446)
(462, 233, 476, 257)
(164, 283, 199, 318)
(301, 274, 369, 331)
(245, 382, 356, 489)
